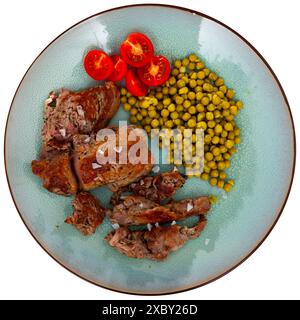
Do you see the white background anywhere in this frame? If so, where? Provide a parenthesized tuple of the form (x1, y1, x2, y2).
(0, 0, 299, 300)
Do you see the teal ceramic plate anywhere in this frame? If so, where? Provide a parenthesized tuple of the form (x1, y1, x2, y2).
(5, 4, 295, 295)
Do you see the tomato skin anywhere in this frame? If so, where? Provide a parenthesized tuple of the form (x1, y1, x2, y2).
(84, 50, 113, 80)
(107, 55, 127, 81)
(137, 55, 171, 87)
(126, 69, 149, 97)
(120, 32, 154, 68)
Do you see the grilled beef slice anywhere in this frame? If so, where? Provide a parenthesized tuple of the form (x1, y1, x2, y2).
(42, 82, 120, 148)
(31, 146, 78, 196)
(110, 170, 186, 205)
(73, 126, 153, 192)
(107, 195, 211, 226)
(65, 192, 105, 235)
(105, 216, 207, 260)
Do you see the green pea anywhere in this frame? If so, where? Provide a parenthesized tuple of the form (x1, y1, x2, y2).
(201, 96, 210, 106)
(215, 78, 224, 87)
(174, 60, 181, 68)
(197, 121, 207, 130)
(122, 95, 130, 105)
(226, 89, 235, 99)
(207, 120, 216, 128)
(120, 87, 127, 95)
(182, 58, 189, 66)
(206, 112, 214, 120)
(197, 71, 206, 79)
(188, 106, 197, 114)
(179, 87, 189, 95)
(189, 54, 198, 62)
(212, 136, 220, 144)
(211, 170, 219, 178)
(212, 94, 221, 105)
(224, 122, 234, 131)
(210, 178, 218, 186)
(201, 172, 209, 180)
(188, 62, 196, 70)
(169, 87, 177, 95)
(196, 61, 205, 70)
(212, 147, 220, 156)
(172, 68, 179, 76)
(207, 104, 215, 112)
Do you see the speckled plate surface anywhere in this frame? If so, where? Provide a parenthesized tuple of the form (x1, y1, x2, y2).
(5, 4, 295, 295)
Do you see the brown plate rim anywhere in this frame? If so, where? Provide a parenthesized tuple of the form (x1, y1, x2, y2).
(4, 3, 296, 296)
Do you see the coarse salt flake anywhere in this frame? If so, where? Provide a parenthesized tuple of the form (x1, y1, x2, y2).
(187, 203, 193, 212)
(152, 165, 160, 173)
(92, 162, 102, 169)
(112, 223, 120, 230)
(97, 148, 105, 155)
(77, 105, 85, 116)
(59, 128, 66, 137)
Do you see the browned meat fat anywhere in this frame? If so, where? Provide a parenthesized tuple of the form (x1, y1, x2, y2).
(105, 216, 207, 260)
(65, 192, 105, 235)
(107, 195, 211, 226)
(42, 82, 120, 148)
(31, 147, 78, 196)
(73, 126, 153, 191)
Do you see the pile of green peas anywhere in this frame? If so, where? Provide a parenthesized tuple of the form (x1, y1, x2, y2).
(120, 54, 243, 192)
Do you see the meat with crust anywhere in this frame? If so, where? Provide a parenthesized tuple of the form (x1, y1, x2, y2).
(105, 216, 207, 260)
(73, 126, 153, 191)
(110, 170, 186, 205)
(65, 192, 105, 235)
(31, 146, 78, 196)
(107, 195, 211, 226)
(42, 82, 120, 148)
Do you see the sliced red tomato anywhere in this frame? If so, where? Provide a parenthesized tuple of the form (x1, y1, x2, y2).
(107, 55, 127, 81)
(126, 69, 149, 97)
(138, 55, 171, 87)
(120, 32, 154, 68)
(84, 50, 113, 80)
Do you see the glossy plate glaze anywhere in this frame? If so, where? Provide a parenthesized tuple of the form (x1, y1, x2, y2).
(5, 5, 295, 294)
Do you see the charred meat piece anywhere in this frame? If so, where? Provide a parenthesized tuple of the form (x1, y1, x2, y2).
(105, 216, 207, 260)
(129, 170, 186, 202)
(65, 192, 105, 235)
(31, 146, 78, 196)
(73, 126, 153, 191)
(111, 170, 186, 204)
(42, 82, 120, 148)
(107, 195, 211, 226)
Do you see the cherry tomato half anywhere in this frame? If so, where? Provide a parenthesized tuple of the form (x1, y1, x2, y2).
(126, 69, 149, 97)
(84, 50, 113, 80)
(138, 55, 171, 87)
(107, 55, 127, 81)
(120, 32, 154, 68)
